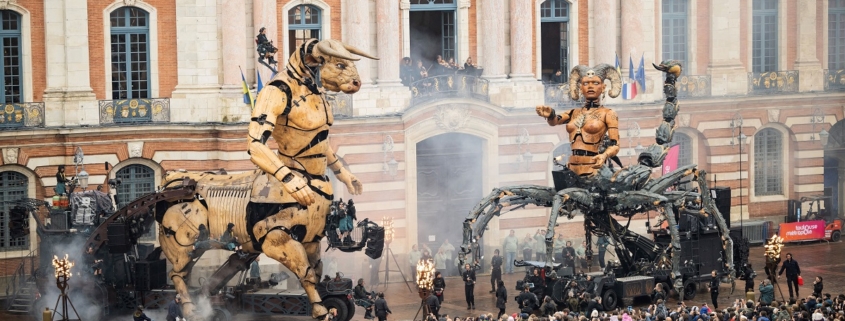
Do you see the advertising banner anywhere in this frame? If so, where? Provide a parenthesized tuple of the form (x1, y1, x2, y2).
(778, 220, 827, 242)
(662, 144, 680, 175)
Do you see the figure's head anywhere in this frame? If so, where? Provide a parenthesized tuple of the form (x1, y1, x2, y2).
(567, 64, 622, 102)
(437, 55, 443, 61)
(448, 57, 455, 64)
(533, 268, 540, 275)
(786, 253, 793, 260)
(403, 57, 411, 65)
(412, 244, 417, 250)
(465, 263, 471, 270)
(494, 249, 500, 255)
(358, 278, 364, 285)
(435, 271, 442, 278)
(58, 165, 65, 173)
(711, 270, 717, 277)
(297, 39, 379, 94)
(510, 230, 515, 236)
(467, 57, 473, 63)
(259, 27, 266, 34)
(175, 294, 182, 303)
(816, 276, 822, 283)
(255, 256, 260, 262)
(566, 241, 572, 246)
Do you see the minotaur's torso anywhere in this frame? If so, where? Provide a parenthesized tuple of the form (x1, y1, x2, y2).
(565, 107, 612, 153)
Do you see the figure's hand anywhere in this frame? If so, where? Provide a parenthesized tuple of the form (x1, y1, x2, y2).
(335, 168, 364, 195)
(282, 173, 315, 206)
(591, 154, 607, 169)
(536, 105, 554, 119)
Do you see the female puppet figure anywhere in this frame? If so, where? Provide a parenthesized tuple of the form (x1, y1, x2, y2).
(535, 64, 622, 176)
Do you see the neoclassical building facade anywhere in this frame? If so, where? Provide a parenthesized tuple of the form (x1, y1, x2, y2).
(0, 0, 843, 280)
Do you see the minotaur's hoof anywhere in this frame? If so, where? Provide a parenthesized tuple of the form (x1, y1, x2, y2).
(311, 302, 328, 319)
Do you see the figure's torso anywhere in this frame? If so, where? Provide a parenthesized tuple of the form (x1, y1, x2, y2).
(565, 107, 611, 153)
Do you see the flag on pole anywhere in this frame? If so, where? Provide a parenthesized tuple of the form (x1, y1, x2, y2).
(256, 70, 264, 94)
(615, 53, 621, 76)
(240, 66, 254, 108)
(662, 144, 680, 175)
(636, 54, 647, 93)
(622, 55, 637, 100)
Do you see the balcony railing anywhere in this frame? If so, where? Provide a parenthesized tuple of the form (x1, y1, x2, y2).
(676, 75, 711, 98)
(824, 69, 845, 91)
(748, 71, 799, 95)
(326, 92, 353, 118)
(99, 98, 170, 125)
(409, 75, 489, 107)
(543, 83, 580, 108)
(0, 102, 45, 129)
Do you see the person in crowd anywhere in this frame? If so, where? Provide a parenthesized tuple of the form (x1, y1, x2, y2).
(426, 288, 441, 318)
(708, 270, 720, 309)
(813, 276, 824, 298)
(596, 235, 609, 269)
(585, 295, 603, 314)
(374, 292, 392, 321)
(778, 253, 801, 299)
(533, 230, 546, 262)
(552, 69, 566, 84)
(133, 305, 152, 321)
(440, 239, 455, 276)
(652, 283, 666, 304)
(410, 244, 421, 277)
(563, 241, 576, 268)
(743, 263, 756, 293)
(435, 248, 448, 277)
(576, 240, 588, 270)
(564, 280, 581, 312)
(584, 274, 596, 297)
(256, 27, 277, 65)
(760, 278, 775, 306)
(554, 234, 566, 264)
(462, 263, 477, 310)
(433, 271, 446, 304)
(354, 278, 375, 319)
(464, 57, 478, 75)
(448, 57, 459, 70)
(55, 165, 69, 196)
(401, 57, 415, 86)
(528, 267, 546, 300)
(518, 285, 539, 314)
(503, 230, 519, 274)
(490, 249, 503, 293)
(495, 279, 507, 319)
(166, 294, 184, 321)
(249, 256, 261, 285)
(540, 296, 557, 317)
(522, 233, 535, 263)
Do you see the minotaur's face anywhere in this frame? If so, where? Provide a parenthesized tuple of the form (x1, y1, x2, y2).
(580, 75, 605, 101)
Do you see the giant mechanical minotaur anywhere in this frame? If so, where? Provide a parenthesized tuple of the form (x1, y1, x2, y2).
(156, 39, 379, 319)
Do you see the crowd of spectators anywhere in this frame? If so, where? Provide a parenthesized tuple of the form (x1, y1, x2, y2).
(400, 56, 483, 87)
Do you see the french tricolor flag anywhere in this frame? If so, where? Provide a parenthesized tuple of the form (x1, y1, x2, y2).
(622, 81, 637, 100)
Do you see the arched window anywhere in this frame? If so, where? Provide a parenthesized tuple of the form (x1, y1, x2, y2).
(288, 5, 321, 56)
(540, 0, 569, 82)
(662, 0, 688, 64)
(110, 7, 150, 99)
(0, 11, 22, 103)
(0, 171, 28, 250)
(116, 164, 155, 240)
(754, 128, 783, 195)
(675, 133, 693, 167)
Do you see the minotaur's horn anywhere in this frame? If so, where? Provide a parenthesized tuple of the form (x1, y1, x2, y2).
(343, 43, 379, 60)
(595, 63, 622, 98)
(568, 65, 589, 101)
(314, 40, 359, 61)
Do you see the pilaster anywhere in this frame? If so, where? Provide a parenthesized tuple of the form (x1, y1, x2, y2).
(794, 0, 824, 92)
(376, 0, 402, 86)
(171, 0, 223, 123)
(707, 0, 748, 96)
(480, 0, 506, 80)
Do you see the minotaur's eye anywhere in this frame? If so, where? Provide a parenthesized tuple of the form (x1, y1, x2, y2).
(336, 63, 346, 69)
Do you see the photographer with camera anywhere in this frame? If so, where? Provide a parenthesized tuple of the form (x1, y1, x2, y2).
(759, 279, 775, 306)
(353, 278, 375, 319)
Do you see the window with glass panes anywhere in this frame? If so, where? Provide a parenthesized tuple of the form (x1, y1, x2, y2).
(110, 7, 150, 99)
(675, 133, 693, 167)
(830, 0, 845, 69)
(0, 11, 22, 103)
(540, 0, 569, 82)
(754, 128, 783, 196)
(116, 164, 156, 240)
(752, 0, 778, 73)
(288, 5, 321, 57)
(0, 171, 28, 250)
(662, 0, 688, 63)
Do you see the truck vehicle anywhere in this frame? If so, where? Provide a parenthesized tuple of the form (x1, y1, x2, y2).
(780, 195, 842, 242)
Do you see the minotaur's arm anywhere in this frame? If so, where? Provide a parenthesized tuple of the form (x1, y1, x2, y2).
(247, 85, 315, 205)
(326, 146, 363, 195)
(535, 105, 572, 126)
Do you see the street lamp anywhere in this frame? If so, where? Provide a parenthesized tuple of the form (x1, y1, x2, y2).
(516, 128, 533, 171)
(809, 108, 829, 147)
(730, 113, 748, 228)
(382, 135, 398, 178)
(73, 147, 89, 191)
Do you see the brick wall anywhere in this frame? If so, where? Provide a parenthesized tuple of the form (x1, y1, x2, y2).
(578, 0, 589, 65)
(18, 0, 45, 101)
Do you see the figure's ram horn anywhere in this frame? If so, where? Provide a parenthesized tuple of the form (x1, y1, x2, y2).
(595, 63, 622, 98)
(568, 65, 589, 100)
(343, 43, 379, 60)
(314, 40, 359, 61)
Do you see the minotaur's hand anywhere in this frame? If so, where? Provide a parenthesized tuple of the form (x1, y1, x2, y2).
(535, 105, 554, 119)
(591, 154, 607, 169)
(335, 168, 364, 195)
(282, 173, 315, 206)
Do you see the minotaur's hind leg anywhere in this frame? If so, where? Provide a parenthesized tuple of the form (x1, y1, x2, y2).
(262, 230, 327, 319)
(159, 200, 209, 318)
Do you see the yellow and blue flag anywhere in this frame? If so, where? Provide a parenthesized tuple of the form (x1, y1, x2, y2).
(240, 66, 254, 108)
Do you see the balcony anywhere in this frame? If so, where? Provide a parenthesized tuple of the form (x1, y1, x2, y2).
(543, 83, 580, 108)
(98, 98, 170, 125)
(0, 102, 45, 129)
(409, 75, 489, 107)
(676, 75, 711, 98)
(325, 92, 353, 118)
(824, 69, 845, 91)
(748, 71, 799, 95)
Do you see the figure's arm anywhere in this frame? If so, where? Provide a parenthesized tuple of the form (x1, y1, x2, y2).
(535, 105, 572, 126)
(326, 146, 363, 195)
(247, 85, 315, 205)
(592, 109, 621, 168)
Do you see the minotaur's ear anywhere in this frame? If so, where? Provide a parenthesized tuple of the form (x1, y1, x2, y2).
(304, 54, 321, 68)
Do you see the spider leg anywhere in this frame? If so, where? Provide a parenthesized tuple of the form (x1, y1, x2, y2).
(545, 188, 593, 276)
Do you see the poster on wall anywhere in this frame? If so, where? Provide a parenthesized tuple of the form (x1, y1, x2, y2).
(778, 220, 826, 242)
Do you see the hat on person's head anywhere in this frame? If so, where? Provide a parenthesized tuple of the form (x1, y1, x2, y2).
(513, 313, 518, 319)
(508, 317, 515, 321)
(136, 305, 143, 311)
(591, 310, 599, 318)
(812, 312, 824, 321)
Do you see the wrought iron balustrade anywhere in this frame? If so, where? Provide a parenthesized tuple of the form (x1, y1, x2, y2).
(0, 102, 44, 129)
(676, 75, 711, 98)
(748, 71, 799, 94)
(409, 74, 489, 106)
(325, 92, 353, 118)
(99, 98, 170, 124)
(824, 69, 845, 91)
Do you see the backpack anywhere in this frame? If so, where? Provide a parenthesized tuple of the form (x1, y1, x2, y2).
(655, 304, 668, 320)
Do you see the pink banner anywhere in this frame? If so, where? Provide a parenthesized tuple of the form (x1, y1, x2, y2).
(778, 220, 827, 242)
(662, 144, 680, 175)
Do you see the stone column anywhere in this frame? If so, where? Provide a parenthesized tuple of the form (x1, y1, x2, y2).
(794, 0, 823, 92)
(509, 0, 534, 80)
(708, 0, 747, 96)
(591, 0, 617, 66)
(43, 0, 97, 127)
(345, 0, 372, 84)
(254, 0, 277, 85)
(480, 0, 505, 80)
(376, 0, 402, 86)
(171, 0, 222, 123)
(222, 1, 247, 87)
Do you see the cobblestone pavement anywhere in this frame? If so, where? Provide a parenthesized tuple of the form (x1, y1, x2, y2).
(2, 240, 843, 321)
